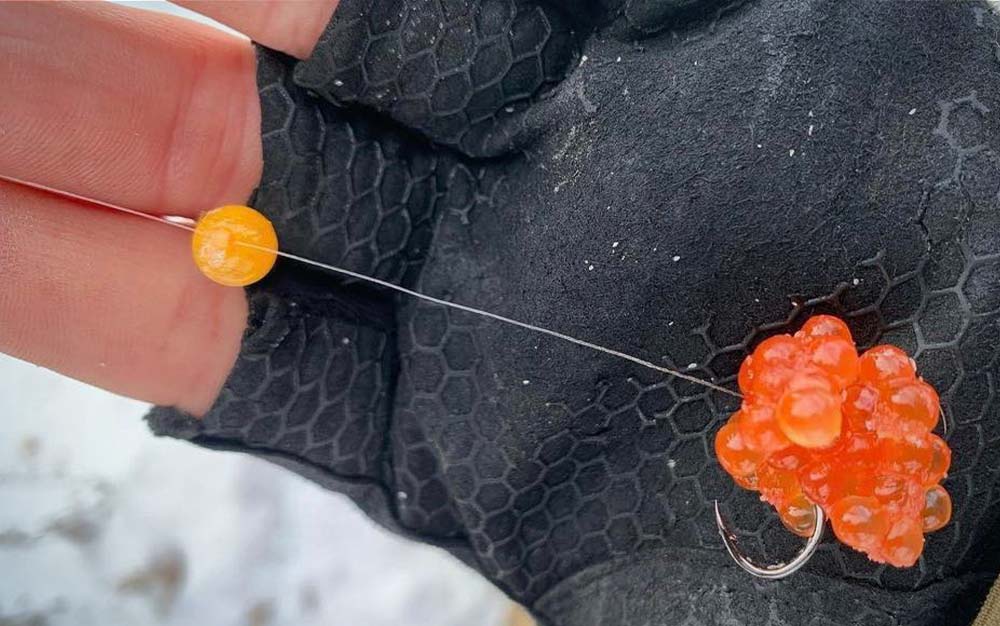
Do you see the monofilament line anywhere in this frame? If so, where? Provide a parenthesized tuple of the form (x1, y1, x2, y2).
(237, 241, 741, 398)
(0, 172, 740, 398)
(0, 173, 197, 232)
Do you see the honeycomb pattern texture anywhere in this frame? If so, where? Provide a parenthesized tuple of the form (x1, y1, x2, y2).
(253, 50, 441, 283)
(148, 0, 1000, 624)
(172, 291, 393, 479)
(294, 0, 579, 157)
(534, 549, 994, 626)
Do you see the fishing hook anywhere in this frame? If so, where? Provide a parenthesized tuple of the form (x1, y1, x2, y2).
(714, 499, 824, 580)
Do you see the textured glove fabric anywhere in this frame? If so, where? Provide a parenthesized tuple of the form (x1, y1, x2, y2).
(148, 1, 1000, 623)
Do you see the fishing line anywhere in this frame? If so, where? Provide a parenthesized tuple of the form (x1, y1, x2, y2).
(1, 174, 198, 233)
(0, 173, 741, 398)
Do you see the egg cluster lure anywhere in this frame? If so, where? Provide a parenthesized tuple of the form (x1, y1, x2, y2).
(715, 315, 952, 577)
(0, 174, 953, 580)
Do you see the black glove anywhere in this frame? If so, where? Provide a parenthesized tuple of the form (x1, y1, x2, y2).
(149, 0, 1000, 623)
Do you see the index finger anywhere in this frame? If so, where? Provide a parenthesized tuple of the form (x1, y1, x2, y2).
(0, 1, 261, 217)
(173, 0, 339, 58)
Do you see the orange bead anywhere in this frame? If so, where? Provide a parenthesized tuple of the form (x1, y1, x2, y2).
(776, 387, 843, 449)
(830, 496, 889, 551)
(798, 315, 853, 342)
(192, 205, 278, 287)
(921, 485, 952, 533)
(859, 345, 916, 383)
(779, 492, 818, 538)
(882, 518, 924, 567)
(715, 422, 763, 478)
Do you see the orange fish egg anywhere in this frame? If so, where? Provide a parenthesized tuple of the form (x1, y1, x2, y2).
(882, 518, 924, 567)
(829, 495, 889, 551)
(192, 205, 278, 287)
(715, 314, 952, 566)
(780, 492, 818, 537)
(715, 421, 763, 478)
(776, 384, 843, 449)
(920, 485, 952, 533)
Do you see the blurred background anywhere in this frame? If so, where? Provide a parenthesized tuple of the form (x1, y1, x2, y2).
(0, 3, 517, 626)
(0, 354, 513, 626)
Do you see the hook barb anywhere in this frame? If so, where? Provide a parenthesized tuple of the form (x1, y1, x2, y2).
(714, 500, 824, 580)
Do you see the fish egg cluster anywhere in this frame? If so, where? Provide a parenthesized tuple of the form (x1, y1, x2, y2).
(715, 315, 951, 567)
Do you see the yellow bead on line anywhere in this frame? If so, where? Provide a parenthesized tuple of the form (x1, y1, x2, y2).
(192, 205, 278, 287)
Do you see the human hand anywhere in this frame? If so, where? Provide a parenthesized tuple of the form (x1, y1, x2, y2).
(0, 0, 335, 415)
(4, 1, 1000, 625)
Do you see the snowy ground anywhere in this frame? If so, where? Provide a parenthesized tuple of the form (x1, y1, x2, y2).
(0, 3, 509, 625)
(0, 354, 508, 626)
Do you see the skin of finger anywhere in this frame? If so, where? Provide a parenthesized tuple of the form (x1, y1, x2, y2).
(0, 182, 247, 416)
(173, 0, 339, 59)
(0, 1, 261, 218)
